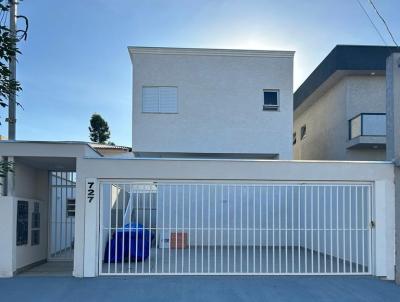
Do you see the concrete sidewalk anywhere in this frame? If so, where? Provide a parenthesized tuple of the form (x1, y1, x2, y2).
(1, 276, 399, 302)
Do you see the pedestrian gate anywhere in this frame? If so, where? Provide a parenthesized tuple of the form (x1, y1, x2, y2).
(49, 172, 76, 261)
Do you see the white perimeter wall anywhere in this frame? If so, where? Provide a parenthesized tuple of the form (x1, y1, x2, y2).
(75, 158, 395, 279)
(0, 160, 49, 277)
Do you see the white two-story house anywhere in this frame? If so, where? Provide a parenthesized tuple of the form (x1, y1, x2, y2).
(129, 47, 295, 159)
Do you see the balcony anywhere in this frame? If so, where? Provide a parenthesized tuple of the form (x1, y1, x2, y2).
(347, 113, 386, 149)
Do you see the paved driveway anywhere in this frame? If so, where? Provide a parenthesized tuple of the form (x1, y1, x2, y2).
(1, 276, 399, 302)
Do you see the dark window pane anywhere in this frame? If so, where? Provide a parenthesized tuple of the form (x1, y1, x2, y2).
(301, 125, 307, 140)
(264, 91, 278, 106)
(17, 200, 29, 246)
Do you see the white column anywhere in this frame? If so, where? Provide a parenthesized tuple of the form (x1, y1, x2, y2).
(386, 52, 400, 283)
(0, 196, 16, 277)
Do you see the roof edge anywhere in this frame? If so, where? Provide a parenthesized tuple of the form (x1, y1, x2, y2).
(128, 46, 295, 58)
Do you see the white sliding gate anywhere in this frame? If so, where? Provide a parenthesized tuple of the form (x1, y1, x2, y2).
(99, 182, 373, 275)
(49, 172, 76, 261)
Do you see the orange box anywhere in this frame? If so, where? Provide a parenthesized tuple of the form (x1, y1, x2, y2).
(170, 232, 188, 249)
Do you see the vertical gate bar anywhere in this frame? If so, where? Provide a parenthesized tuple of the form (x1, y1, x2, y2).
(150, 185, 153, 274)
(201, 184, 204, 274)
(122, 185, 126, 273)
(324, 186, 327, 274)
(253, 185, 256, 273)
(266, 186, 269, 273)
(141, 189, 146, 274)
(128, 185, 132, 274)
(367, 185, 371, 274)
(279, 186, 282, 273)
(195, 185, 198, 274)
(272, 185, 275, 273)
(182, 185, 185, 273)
(161, 185, 165, 274)
(362, 186, 365, 273)
(135, 186, 140, 274)
(355, 186, 359, 273)
(154, 185, 157, 274)
(330, 186, 333, 273)
(58, 172, 61, 257)
(291, 186, 294, 273)
(304, 185, 307, 274)
(214, 184, 217, 273)
(168, 185, 171, 273)
(336, 186, 339, 273)
(115, 185, 119, 273)
(227, 185, 230, 273)
(188, 185, 191, 274)
(69, 173, 72, 257)
(221, 184, 224, 273)
(285, 186, 288, 274)
(234, 185, 237, 273)
(317, 186, 320, 273)
(342, 186, 346, 273)
(175, 185, 178, 274)
(240, 186, 243, 274)
(108, 184, 112, 274)
(298, 185, 301, 273)
(349, 186, 352, 273)
(246, 186, 249, 273)
(311, 186, 314, 273)
(63, 173, 66, 259)
(208, 184, 211, 273)
(260, 186, 263, 273)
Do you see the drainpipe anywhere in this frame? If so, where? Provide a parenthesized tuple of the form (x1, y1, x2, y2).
(386, 52, 400, 283)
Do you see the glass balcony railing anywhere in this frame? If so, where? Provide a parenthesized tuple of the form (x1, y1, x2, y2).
(349, 113, 386, 140)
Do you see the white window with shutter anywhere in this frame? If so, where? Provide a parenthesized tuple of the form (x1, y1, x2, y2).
(142, 86, 178, 113)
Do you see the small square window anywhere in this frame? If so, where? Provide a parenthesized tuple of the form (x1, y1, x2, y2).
(293, 132, 297, 145)
(67, 198, 76, 217)
(301, 125, 307, 140)
(263, 90, 279, 111)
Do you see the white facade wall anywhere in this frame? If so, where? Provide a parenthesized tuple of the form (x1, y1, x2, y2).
(294, 75, 386, 161)
(130, 48, 294, 159)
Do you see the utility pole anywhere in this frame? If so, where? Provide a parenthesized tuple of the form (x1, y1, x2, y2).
(3, 0, 18, 197)
(386, 52, 400, 284)
(7, 0, 17, 140)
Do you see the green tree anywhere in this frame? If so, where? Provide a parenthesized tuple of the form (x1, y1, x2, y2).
(89, 113, 111, 144)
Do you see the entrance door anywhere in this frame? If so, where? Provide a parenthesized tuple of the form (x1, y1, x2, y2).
(48, 172, 76, 261)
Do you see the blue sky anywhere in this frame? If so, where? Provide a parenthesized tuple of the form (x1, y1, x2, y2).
(2, 0, 399, 146)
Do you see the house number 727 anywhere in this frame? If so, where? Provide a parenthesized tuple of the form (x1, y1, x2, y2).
(87, 181, 95, 203)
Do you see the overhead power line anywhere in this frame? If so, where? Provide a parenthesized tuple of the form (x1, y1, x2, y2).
(368, 0, 398, 46)
(355, 0, 387, 45)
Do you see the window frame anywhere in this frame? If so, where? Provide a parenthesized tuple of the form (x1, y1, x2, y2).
(142, 86, 178, 114)
(263, 89, 280, 111)
(31, 202, 40, 246)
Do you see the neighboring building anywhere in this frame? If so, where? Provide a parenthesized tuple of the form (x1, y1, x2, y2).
(129, 47, 295, 159)
(89, 143, 132, 157)
(293, 45, 400, 161)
